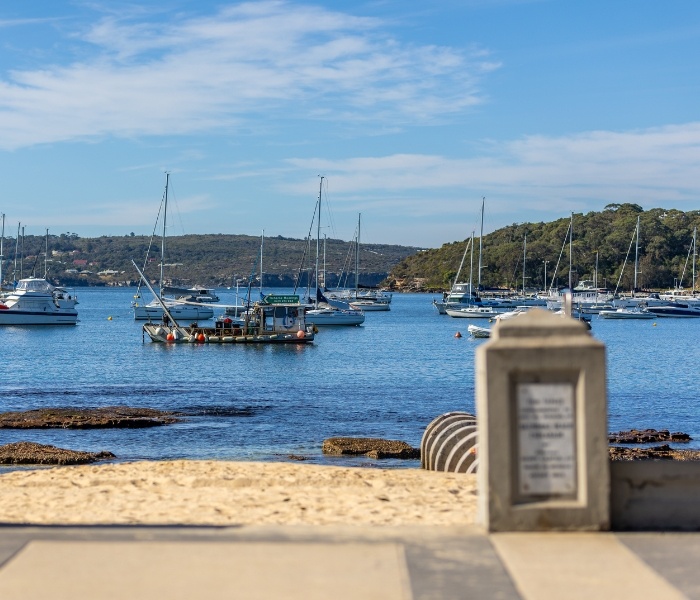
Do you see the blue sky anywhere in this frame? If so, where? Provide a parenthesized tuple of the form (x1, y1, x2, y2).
(1, 0, 699, 247)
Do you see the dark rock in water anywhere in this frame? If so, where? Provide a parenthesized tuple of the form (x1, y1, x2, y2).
(0, 442, 116, 465)
(287, 454, 309, 461)
(322, 437, 420, 459)
(0, 406, 181, 429)
(609, 445, 700, 461)
(608, 428, 692, 444)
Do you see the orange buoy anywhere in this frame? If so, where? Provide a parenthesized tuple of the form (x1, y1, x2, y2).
(296, 329, 306, 339)
(197, 333, 205, 342)
(454, 331, 462, 338)
(166, 333, 175, 342)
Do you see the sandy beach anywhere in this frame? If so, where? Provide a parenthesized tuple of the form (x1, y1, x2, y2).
(0, 460, 477, 526)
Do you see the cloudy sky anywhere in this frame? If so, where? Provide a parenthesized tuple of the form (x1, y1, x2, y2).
(1, 0, 699, 247)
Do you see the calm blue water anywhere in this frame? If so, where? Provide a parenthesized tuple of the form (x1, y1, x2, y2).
(1, 288, 699, 471)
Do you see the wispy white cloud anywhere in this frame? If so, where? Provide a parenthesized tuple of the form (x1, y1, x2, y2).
(0, 1, 497, 150)
(283, 122, 700, 219)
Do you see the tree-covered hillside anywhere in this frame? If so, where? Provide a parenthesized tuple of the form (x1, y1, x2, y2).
(385, 204, 700, 292)
(3, 232, 422, 288)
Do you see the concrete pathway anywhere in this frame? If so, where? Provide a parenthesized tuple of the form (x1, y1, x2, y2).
(0, 526, 698, 599)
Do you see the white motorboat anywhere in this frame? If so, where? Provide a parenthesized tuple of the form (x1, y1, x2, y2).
(646, 303, 700, 318)
(467, 324, 491, 338)
(0, 278, 78, 325)
(161, 285, 220, 303)
(598, 307, 656, 320)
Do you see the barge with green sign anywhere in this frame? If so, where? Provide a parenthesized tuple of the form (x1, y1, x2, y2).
(141, 294, 315, 344)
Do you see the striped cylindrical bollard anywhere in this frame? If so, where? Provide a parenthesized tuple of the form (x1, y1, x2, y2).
(421, 412, 478, 474)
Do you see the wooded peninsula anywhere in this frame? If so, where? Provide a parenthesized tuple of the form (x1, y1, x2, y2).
(6, 204, 699, 292)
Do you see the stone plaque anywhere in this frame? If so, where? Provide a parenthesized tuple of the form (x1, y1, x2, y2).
(517, 383, 577, 497)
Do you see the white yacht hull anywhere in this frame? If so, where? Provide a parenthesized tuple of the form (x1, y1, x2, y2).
(0, 309, 77, 325)
(305, 309, 365, 326)
(133, 302, 214, 321)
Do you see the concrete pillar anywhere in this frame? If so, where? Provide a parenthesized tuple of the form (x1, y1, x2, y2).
(476, 308, 609, 531)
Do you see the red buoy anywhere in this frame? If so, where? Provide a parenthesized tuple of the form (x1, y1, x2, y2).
(166, 333, 175, 342)
(197, 333, 205, 342)
(296, 330, 306, 339)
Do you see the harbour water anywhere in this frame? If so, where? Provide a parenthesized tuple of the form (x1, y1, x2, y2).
(1, 287, 699, 470)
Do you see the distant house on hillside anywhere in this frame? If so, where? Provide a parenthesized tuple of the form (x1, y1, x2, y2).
(73, 259, 88, 266)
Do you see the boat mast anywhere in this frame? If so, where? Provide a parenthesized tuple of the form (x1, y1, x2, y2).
(568, 213, 573, 292)
(355, 213, 360, 297)
(594, 251, 599, 289)
(693, 226, 697, 294)
(20, 225, 24, 281)
(44, 229, 49, 279)
(478, 197, 484, 291)
(522, 234, 527, 293)
(0, 213, 4, 289)
(260, 229, 264, 299)
(323, 234, 327, 290)
(315, 176, 323, 308)
(469, 231, 475, 299)
(13, 222, 19, 287)
(633, 215, 640, 292)
(160, 173, 169, 297)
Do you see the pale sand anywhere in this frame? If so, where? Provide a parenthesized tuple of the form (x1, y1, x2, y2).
(0, 460, 477, 526)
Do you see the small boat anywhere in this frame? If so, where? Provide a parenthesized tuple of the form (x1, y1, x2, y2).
(348, 298, 390, 311)
(467, 324, 491, 338)
(599, 308, 656, 320)
(0, 278, 78, 325)
(161, 285, 220, 303)
(445, 306, 497, 319)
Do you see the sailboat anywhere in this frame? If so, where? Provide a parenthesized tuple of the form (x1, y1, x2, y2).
(347, 214, 390, 311)
(304, 177, 365, 326)
(132, 174, 214, 322)
(600, 216, 656, 319)
(434, 199, 488, 314)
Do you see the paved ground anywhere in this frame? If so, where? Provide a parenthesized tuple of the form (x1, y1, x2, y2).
(0, 525, 698, 599)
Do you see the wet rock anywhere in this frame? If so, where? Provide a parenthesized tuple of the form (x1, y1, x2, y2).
(0, 442, 116, 465)
(608, 428, 692, 444)
(322, 437, 420, 459)
(0, 406, 181, 429)
(609, 445, 700, 461)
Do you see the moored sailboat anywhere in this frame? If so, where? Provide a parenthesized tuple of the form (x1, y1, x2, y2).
(132, 174, 214, 322)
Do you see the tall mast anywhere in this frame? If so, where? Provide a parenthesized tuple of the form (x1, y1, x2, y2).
(323, 234, 327, 290)
(633, 215, 640, 291)
(478, 197, 484, 290)
(522, 234, 527, 293)
(315, 176, 323, 307)
(693, 226, 697, 293)
(469, 231, 475, 298)
(0, 213, 4, 289)
(20, 225, 24, 280)
(568, 213, 573, 291)
(260, 229, 264, 298)
(595, 251, 599, 289)
(160, 173, 169, 296)
(355, 213, 361, 296)
(13, 222, 20, 287)
(44, 228, 49, 278)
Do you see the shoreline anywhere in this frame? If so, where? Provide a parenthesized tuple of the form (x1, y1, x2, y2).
(0, 460, 477, 526)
